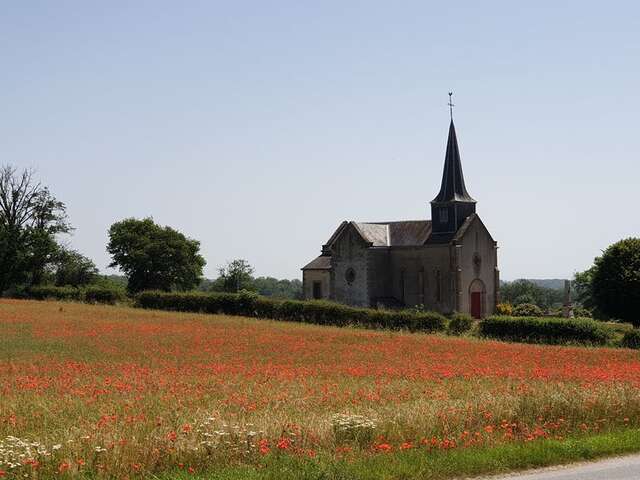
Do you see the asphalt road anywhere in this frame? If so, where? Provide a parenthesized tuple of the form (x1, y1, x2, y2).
(485, 454, 640, 480)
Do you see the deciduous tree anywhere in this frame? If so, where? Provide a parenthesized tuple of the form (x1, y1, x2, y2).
(107, 217, 206, 293)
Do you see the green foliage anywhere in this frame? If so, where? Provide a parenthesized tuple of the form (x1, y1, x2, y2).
(202, 260, 302, 300)
(479, 316, 612, 346)
(252, 276, 302, 299)
(27, 285, 83, 301)
(53, 248, 99, 287)
(500, 279, 563, 310)
(448, 313, 474, 335)
(135, 291, 448, 333)
(26, 285, 126, 304)
(512, 303, 544, 317)
(495, 303, 513, 316)
(212, 259, 255, 293)
(84, 286, 126, 305)
(107, 217, 206, 294)
(573, 266, 597, 311)
(591, 238, 640, 325)
(0, 166, 71, 292)
(621, 330, 640, 349)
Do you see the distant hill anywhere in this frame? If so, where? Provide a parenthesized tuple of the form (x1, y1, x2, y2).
(502, 279, 567, 290)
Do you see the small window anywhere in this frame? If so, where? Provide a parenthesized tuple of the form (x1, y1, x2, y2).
(439, 207, 449, 223)
(345, 267, 356, 285)
(312, 281, 322, 299)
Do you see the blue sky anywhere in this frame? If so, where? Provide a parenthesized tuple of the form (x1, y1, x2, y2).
(1, 1, 639, 280)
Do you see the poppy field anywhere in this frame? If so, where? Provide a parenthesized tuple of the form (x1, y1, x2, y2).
(2, 299, 640, 479)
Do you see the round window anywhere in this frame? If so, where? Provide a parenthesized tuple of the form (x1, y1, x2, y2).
(345, 267, 356, 285)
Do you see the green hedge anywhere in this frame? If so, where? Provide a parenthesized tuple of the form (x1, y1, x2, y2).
(135, 291, 448, 333)
(478, 315, 612, 346)
(448, 313, 474, 335)
(28, 286, 83, 301)
(27, 285, 126, 305)
(621, 329, 640, 349)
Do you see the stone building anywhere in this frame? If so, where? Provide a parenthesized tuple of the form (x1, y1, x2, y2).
(301, 118, 499, 318)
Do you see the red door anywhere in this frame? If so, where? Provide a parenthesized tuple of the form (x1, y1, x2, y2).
(471, 292, 482, 319)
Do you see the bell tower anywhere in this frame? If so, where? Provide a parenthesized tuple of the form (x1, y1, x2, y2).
(429, 93, 476, 243)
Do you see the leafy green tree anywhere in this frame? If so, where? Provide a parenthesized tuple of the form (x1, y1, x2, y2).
(107, 217, 206, 293)
(500, 279, 563, 310)
(53, 248, 99, 287)
(0, 166, 71, 292)
(591, 238, 640, 325)
(213, 259, 255, 293)
(573, 266, 597, 311)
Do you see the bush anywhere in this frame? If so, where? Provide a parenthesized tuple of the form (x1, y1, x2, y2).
(495, 303, 513, 316)
(479, 316, 612, 346)
(621, 330, 640, 349)
(135, 291, 448, 333)
(27, 286, 83, 301)
(512, 303, 543, 317)
(84, 286, 126, 305)
(448, 313, 474, 335)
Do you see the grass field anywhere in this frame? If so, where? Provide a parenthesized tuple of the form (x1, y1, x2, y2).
(2, 300, 640, 479)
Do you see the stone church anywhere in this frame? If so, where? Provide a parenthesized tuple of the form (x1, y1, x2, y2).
(301, 117, 499, 318)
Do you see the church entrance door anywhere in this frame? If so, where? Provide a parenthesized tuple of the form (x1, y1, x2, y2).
(471, 292, 482, 319)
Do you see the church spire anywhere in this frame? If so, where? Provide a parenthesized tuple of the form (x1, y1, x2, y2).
(429, 94, 477, 241)
(432, 118, 476, 203)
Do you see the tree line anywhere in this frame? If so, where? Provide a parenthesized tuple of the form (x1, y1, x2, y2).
(1, 165, 637, 321)
(0, 166, 301, 299)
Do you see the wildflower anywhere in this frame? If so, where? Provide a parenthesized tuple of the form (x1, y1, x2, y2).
(258, 439, 270, 455)
(374, 443, 393, 452)
(277, 438, 291, 450)
(166, 431, 177, 442)
(188, 467, 195, 474)
(182, 424, 192, 433)
(58, 462, 70, 473)
(400, 442, 414, 450)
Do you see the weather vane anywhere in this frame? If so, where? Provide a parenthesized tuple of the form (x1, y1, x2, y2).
(448, 92, 454, 120)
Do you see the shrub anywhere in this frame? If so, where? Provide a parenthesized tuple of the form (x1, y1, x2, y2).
(495, 303, 513, 316)
(479, 316, 612, 346)
(135, 291, 447, 333)
(448, 313, 474, 335)
(621, 330, 640, 349)
(591, 238, 640, 325)
(512, 303, 543, 317)
(27, 286, 83, 301)
(84, 286, 126, 305)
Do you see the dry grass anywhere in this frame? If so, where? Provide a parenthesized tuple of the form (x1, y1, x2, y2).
(1, 299, 640, 478)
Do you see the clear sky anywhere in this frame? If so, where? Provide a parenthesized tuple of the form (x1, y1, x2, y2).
(2, 1, 639, 281)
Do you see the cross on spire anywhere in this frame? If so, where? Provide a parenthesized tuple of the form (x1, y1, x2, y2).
(448, 92, 455, 120)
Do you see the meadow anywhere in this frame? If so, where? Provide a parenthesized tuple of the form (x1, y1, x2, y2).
(2, 300, 640, 479)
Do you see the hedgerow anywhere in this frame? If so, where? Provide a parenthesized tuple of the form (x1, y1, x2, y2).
(26, 285, 126, 305)
(135, 291, 448, 333)
(478, 315, 612, 346)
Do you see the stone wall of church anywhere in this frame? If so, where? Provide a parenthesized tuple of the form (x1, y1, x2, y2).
(366, 248, 390, 303)
(330, 227, 370, 307)
(457, 218, 498, 317)
(302, 270, 330, 300)
(387, 245, 455, 314)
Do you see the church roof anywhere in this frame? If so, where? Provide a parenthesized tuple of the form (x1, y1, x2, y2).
(432, 120, 476, 204)
(301, 255, 331, 270)
(353, 220, 432, 247)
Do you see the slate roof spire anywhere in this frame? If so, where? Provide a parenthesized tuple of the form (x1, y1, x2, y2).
(432, 101, 476, 204)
